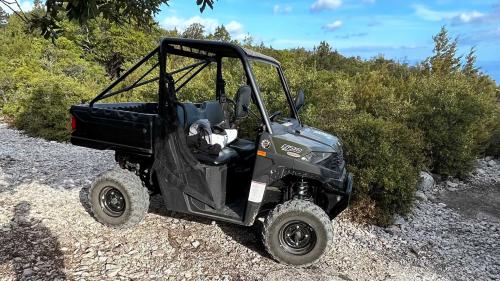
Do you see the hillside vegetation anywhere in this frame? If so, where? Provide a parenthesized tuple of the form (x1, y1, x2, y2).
(0, 10, 498, 225)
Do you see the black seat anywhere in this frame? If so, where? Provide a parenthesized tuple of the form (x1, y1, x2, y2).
(177, 101, 238, 165)
(176, 102, 200, 129)
(229, 139, 255, 154)
(176, 101, 225, 129)
(200, 101, 224, 125)
(194, 147, 238, 165)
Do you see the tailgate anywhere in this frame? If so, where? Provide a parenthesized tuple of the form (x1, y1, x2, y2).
(70, 105, 155, 155)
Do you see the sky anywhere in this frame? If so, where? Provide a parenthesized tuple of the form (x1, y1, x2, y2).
(2, 0, 499, 82)
(156, 0, 500, 82)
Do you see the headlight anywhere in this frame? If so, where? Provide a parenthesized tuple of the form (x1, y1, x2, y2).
(301, 152, 332, 163)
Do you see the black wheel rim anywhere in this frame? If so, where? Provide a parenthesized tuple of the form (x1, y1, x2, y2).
(278, 220, 317, 255)
(99, 186, 126, 217)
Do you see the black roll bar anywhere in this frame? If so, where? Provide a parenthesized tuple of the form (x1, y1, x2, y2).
(90, 47, 159, 108)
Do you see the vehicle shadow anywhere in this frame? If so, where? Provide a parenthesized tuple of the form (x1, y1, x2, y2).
(148, 194, 271, 259)
(78, 186, 270, 259)
(0, 201, 66, 280)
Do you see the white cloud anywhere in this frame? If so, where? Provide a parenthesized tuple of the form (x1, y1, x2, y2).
(322, 20, 343, 31)
(0, 0, 33, 14)
(273, 4, 293, 14)
(412, 4, 456, 21)
(161, 16, 219, 33)
(160, 16, 246, 40)
(310, 0, 342, 12)
(454, 11, 485, 23)
(225, 20, 246, 40)
(412, 4, 486, 24)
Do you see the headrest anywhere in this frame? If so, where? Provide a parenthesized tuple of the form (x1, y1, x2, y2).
(235, 85, 252, 118)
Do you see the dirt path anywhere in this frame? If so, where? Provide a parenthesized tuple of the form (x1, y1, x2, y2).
(1, 122, 499, 280)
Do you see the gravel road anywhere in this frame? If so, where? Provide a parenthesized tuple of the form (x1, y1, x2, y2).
(0, 122, 499, 281)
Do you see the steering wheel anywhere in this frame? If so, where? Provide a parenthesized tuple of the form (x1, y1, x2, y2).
(269, 111, 282, 121)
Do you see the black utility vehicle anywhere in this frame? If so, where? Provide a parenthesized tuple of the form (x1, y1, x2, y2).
(70, 38, 352, 265)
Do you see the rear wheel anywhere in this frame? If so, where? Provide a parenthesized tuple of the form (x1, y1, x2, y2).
(89, 168, 149, 229)
(262, 200, 333, 265)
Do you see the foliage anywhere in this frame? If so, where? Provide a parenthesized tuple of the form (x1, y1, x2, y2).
(0, 16, 498, 226)
(0, 0, 214, 39)
(485, 89, 500, 157)
(408, 73, 495, 177)
(10, 74, 94, 140)
(339, 115, 424, 226)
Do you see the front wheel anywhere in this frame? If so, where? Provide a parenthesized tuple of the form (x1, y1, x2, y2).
(262, 200, 333, 266)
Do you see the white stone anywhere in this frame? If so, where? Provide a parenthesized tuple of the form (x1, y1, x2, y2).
(446, 181, 459, 188)
(415, 191, 427, 201)
(418, 171, 435, 191)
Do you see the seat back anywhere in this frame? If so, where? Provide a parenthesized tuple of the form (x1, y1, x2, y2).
(176, 101, 225, 129)
(234, 85, 252, 119)
(176, 103, 200, 128)
(200, 101, 224, 125)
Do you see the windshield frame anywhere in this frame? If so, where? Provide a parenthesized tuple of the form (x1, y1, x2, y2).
(247, 58, 301, 127)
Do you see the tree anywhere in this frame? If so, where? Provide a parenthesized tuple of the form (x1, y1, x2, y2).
(182, 23, 205, 39)
(211, 25, 230, 41)
(463, 46, 479, 77)
(313, 41, 332, 70)
(0, 0, 215, 39)
(425, 26, 461, 75)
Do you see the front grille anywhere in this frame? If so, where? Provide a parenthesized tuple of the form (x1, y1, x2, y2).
(319, 152, 344, 171)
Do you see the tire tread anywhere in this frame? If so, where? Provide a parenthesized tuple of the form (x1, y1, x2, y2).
(89, 168, 150, 229)
(262, 200, 333, 266)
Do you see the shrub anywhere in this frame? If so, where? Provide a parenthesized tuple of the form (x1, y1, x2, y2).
(6, 74, 93, 141)
(486, 98, 500, 157)
(409, 74, 496, 177)
(335, 114, 425, 225)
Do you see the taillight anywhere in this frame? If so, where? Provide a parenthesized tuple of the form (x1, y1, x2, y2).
(71, 116, 77, 130)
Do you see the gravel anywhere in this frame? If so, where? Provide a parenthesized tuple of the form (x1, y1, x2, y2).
(1, 122, 499, 280)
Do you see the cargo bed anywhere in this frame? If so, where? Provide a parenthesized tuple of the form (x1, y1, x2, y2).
(70, 102, 158, 156)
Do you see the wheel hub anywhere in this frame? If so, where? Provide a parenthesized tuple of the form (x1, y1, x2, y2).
(100, 186, 126, 217)
(279, 221, 316, 255)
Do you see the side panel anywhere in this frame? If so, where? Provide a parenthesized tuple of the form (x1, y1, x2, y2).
(70, 104, 155, 155)
(243, 133, 276, 225)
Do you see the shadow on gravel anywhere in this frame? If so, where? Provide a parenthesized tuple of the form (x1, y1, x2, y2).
(78, 187, 271, 259)
(147, 194, 271, 259)
(0, 201, 66, 280)
(439, 182, 500, 223)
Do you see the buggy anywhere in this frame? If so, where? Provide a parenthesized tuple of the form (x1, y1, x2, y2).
(70, 38, 352, 265)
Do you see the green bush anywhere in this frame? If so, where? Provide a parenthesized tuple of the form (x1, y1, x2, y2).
(335, 115, 424, 225)
(409, 74, 496, 177)
(486, 101, 500, 157)
(5, 74, 93, 141)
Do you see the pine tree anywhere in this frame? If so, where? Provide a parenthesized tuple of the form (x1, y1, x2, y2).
(427, 26, 461, 75)
(463, 47, 479, 77)
(314, 41, 332, 70)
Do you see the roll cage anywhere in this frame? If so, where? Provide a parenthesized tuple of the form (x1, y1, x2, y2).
(89, 38, 301, 134)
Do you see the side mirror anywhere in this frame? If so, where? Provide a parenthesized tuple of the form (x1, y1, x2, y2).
(295, 90, 305, 112)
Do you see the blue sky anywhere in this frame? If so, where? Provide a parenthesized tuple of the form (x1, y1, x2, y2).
(156, 0, 500, 82)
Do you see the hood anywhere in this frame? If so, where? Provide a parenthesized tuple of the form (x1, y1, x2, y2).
(297, 127, 341, 151)
(271, 122, 342, 158)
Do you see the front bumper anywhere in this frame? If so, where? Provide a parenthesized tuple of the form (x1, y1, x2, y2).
(325, 172, 353, 218)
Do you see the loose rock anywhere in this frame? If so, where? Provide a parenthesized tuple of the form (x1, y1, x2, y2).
(0, 122, 499, 281)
